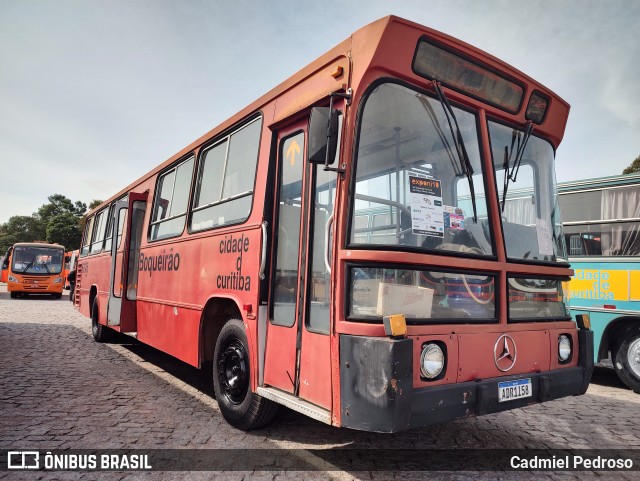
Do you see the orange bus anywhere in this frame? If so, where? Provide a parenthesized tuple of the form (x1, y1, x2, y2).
(4, 242, 66, 299)
(75, 16, 593, 432)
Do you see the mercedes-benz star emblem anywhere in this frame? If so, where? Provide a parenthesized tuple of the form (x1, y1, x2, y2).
(494, 334, 517, 372)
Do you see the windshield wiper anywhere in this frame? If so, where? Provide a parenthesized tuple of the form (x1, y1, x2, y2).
(418, 95, 462, 177)
(41, 262, 51, 274)
(501, 121, 534, 212)
(432, 81, 477, 223)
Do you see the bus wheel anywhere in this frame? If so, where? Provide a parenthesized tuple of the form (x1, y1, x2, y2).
(53, 293, 62, 300)
(213, 318, 278, 430)
(613, 327, 640, 393)
(91, 300, 112, 343)
(10, 292, 17, 299)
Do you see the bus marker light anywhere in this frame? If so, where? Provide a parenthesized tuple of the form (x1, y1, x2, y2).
(383, 314, 407, 338)
(575, 313, 591, 330)
(604, 304, 616, 310)
(330, 66, 343, 78)
(243, 303, 253, 314)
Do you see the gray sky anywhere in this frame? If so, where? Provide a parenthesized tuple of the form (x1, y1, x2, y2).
(1, 0, 639, 223)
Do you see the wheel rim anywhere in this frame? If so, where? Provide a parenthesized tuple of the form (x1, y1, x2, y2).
(217, 339, 249, 405)
(627, 338, 640, 379)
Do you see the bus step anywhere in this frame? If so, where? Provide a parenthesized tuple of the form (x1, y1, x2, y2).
(256, 386, 331, 425)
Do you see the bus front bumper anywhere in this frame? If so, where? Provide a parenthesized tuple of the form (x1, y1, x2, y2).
(7, 280, 64, 294)
(339, 330, 594, 433)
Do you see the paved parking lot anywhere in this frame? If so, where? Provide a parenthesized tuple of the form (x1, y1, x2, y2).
(1, 286, 639, 480)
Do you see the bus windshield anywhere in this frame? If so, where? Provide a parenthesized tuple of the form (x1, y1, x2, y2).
(489, 121, 566, 262)
(350, 82, 493, 256)
(11, 246, 64, 274)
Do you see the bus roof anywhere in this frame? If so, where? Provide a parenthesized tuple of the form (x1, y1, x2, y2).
(558, 172, 640, 192)
(13, 242, 65, 249)
(87, 15, 570, 217)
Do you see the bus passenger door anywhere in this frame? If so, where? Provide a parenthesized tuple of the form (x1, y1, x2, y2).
(107, 192, 147, 333)
(263, 117, 337, 411)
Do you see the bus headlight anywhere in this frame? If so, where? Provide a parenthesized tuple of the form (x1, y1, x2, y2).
(53, 277, 63, 283)
(420, 343, 445, 379)
(558, 335, 571, 362)
(8, 275, 18, 283)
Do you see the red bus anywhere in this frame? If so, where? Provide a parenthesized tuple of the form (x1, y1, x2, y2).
(75, 16, 593, 432)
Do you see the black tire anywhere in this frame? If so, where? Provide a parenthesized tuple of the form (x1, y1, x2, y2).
(53, 293, 62, 300)
(91, 299, 112, 343)
(10, 292, 17, 299)
(213, 318, 278, 430)
(613, 326, 640, 394)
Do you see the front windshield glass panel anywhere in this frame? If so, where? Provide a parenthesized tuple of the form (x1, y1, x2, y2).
(350, 83, 493, 256)
(488, 121, 566, 262)
(508, 277, 570, 321)
(349, 266, 496, 323)
(12, 246, 64, 274)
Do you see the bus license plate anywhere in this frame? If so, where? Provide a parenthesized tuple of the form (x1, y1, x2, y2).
(498, 378, 532, 402)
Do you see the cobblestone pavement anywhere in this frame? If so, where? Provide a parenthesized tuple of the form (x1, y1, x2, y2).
(1, 286, 640, 481)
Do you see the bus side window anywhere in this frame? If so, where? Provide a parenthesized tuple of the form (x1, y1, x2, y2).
(191, 118, 262, 231)
(80, 217, 94, 257)
(90, 208, 108, 254)
(567, 234, 584, 256)
(103, 204, 116, 253)
(149, 156, 194, 241)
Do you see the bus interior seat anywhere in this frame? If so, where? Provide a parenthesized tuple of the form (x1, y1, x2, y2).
(502, 221, 540, 259)
(460, 218, 492, 254)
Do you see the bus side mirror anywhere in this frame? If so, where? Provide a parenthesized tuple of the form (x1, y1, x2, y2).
(308, 107, 339, 165)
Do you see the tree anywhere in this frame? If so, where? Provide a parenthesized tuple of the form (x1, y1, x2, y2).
(46, 212, 83, 250)
(88, 199, 103, 211)
(0, 215, 46, 253)
(37, 194, 86, 221)
(0, 194, 92, 253)
(623, 155, 640, 175)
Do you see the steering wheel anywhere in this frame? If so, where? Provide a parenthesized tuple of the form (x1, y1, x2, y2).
(430, 243, 494, 305)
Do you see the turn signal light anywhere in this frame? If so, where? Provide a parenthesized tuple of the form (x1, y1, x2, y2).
(383, 313, 407, 338)
(575, 313, 591, 330)
(330, 66, 344, 78)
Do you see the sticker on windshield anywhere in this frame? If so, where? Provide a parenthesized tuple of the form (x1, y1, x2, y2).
(409, 176, 444, 237)
(444, 206, 465, 230)
(536, 218, 554, 256)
